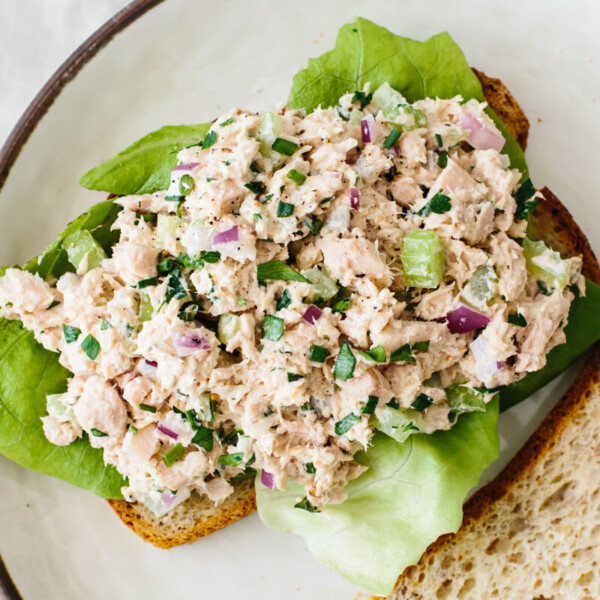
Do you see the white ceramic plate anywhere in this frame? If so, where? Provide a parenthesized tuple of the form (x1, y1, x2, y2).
(1, 1, 599, 598)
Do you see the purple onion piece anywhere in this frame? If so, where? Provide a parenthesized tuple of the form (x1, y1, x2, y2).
(302, 304, 323, 326)
(158, 423, 179, 441)
(145, 359, 158, 368)
(172, 331, 211, 357)
(445, 304, 491, 334)
(350, 187, 360, 211)
(361, 116, 374, 144)
(161, 492, 178, 507)
(212, 225, 239, 245)
(260, 470, 275, 490)
(173, 162, 200, 172)
(458, 114, 504, 152)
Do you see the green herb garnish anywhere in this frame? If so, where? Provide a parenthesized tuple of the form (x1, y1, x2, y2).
(514, 178, 537, 220)
(334, 412, 361, 435)
(383, 128, 401, 149)
(220, 117, 235, 127)
(309, 345, 330, 363)
(390, 343, 415, 363)
(361, 395, 379, 414)
(412, 340, 430, 352)
(90, 428, 108, 437)
(386, 398, 400, 410)
(294, 497, 320, 513)
(358, 345, 386, 363)
(331, 296, 351, 313)
(305, 462, 316, 474)
(136, 276, 158, 289)
(191, 426, 214, 451)
(435, 133, 443, 147)
(245, 181, 266, 195)
(411, 393, 434, 411)
(276, 289, 292, 310)
(179, 174, 195, 195)
(437, 150, 448, 168)
(203, 130, 217, 149)
(277, 201, 295, 218)
(218, 453, 244, 467)
(81, 334, 100, 360)
(417, 190, 452, 216)
(333, 341, 356, 381)
(100, 319, 112, 330)
(508, 313, 527, 327)
(351, 90, 372, 110)
(257, 260, 311, 283)
(62, 324, 81, 343)
(287, 373, 304, 382)
(139, 403, 157, 414)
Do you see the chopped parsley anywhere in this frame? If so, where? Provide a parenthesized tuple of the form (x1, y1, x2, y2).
(514, 178, 537, 220)
(276, 200, 295, 218)
(81, 334, 100, 360)
(294, 497, 320, 513)
(411, 393, 434, 411)
(508, 313, 528, 327)
(358, 345, 386, 363)
(162, 443, 185, 467)
(139, 403, 157, 414)
(287, 169, 306, 185)
(361, 395, 379, 415)
(166, 270, 187, 303)
(309, 344, 330, 363)
(276, 289, 292, 310)
(383, 128, 401, 149)
(386, 398, 400, 410)
(412, 340, 430, 352)
(257, 260, 311, 283)
(126, 324, 134, 337)
(262, 315, 284, 341)
(62, 324, 81, 343)
(287, 373, 304, 382)
(90, 428, 108, 437)
(178, 301, 200, 322)
(417, 190, 452, 216)
(179, 174, 195, 195)
(334, 412, 361, 435)
(203, 130, 217, 149)
(191, 426, 214, 451)
(402, 422, 420, 433)
(331, 296, 351, 313)
(305, 462, 316, 474)
(351, 90, 373, 110)
(390, 343, 415, 363)
(220, 117, 235, 127)
(245, 181, 266, 195)
(306, 217, 324, 235)
(100, 319, 112, 330)
(435, 133, 443, 147)
(333, 341, 356, 381)
(271, 137, 298, 156)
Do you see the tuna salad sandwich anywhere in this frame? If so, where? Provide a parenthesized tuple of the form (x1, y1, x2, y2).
(1, 18, 599, 596)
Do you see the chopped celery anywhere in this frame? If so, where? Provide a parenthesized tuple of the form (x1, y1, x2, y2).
(522, 238, 569, 290)
(303, 266, 338, 301)
(401, 230, 445, 288)
(373, 82, 406, 113)
(156, 215, 182, 245)
(446, 383, 487, 414)
(62, 230, 106, 271)
(139, 292, 153, 322)
(373, 406, 425, 443)
(462, 264, 498, 305)
(218, 313, 241, 345)
(256, 112, 286, 166)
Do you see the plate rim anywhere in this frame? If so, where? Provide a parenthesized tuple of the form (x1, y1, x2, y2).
(0, 1, 166, 597)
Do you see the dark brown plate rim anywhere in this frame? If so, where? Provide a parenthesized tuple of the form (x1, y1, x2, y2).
(0, 1, 165, 597)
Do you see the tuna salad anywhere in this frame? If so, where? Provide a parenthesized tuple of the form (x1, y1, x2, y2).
(0, 83, 584, 515)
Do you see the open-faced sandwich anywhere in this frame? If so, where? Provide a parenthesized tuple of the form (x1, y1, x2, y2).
(1, 18, 599, 596)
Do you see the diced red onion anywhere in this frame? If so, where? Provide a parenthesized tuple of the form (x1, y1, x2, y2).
(361, 114, 376, 144)
(260, 470, 275, 490)
(445, 304, 490, 334)
(302, 304, 323, 326)
(212, 226, 239, 245)
(172, 330, 211, 357)
(496, 360, 507, 370)
(458, 113, 504, 152)
(157, 423, 179, 441)
(350, 187, 360, 211)
(145, 359, 158, 368)
(173, 162, 200, 172)
(161, 492, 178, 508)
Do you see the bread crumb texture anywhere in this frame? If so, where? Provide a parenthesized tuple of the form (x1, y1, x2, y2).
(108, 477, 255, 548)
(387, 345, 600, 600)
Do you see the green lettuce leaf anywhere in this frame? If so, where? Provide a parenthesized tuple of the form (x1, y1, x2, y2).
(0, 198, 127, 498)
(288, 17, 528, 177)
(257, 399, 499, 595)
(0, 318, 125, 498)
(79, 124, 210, 196)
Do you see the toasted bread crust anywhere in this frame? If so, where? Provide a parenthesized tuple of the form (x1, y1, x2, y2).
(110, 73, 598, 563)
(108, 478, 256, 549)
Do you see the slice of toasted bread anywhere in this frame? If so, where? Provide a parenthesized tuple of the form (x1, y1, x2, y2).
(109, 72, 597, 563)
